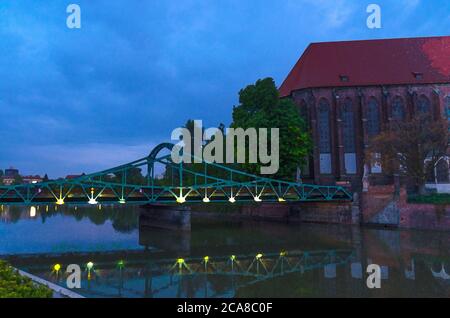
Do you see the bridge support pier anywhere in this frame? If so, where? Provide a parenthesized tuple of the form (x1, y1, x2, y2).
(138, 204, 191, 231)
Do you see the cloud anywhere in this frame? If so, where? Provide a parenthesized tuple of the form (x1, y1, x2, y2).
(0, 0, 447, 177)
(13, 143, 156, 178)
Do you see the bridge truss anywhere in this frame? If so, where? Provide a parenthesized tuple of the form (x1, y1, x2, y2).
(0, 143, 352, 206)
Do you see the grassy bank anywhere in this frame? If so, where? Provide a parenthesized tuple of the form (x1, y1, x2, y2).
(408, 193, 450, 205)
(0, 260, 53, 298)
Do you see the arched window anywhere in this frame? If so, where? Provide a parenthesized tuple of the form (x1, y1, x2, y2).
(298, 99, 310, 177)
(417, 95, 431, 113)
(342, 98, 356, 174)
(367, 97, 380, 137)
(342, 98, 355, 152)
(318, 99, 331, 174)
(392, 96, 406, 121)
(446, 96, 450, 119)
(436, 160, 449, 183)
(299, 99, 309, 128)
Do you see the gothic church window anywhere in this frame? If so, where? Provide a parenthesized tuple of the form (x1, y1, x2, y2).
(392, 96, 406, 121)
(417, 95, 431, 113)
(342, 98, 356, 174)
(318, 98, 332, 174)
(367, 97, 380, 137)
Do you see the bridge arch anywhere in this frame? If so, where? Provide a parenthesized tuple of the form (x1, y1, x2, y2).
(148, 143, 175, 160)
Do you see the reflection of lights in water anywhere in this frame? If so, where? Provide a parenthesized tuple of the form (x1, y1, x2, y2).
(86, 262, 94, 280)
(29, 206, 36, 218)
(86, 262, 94, 270)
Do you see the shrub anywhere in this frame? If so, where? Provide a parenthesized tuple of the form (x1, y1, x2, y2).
(408, 193, 450, 205)
(0, 260, 53, 298)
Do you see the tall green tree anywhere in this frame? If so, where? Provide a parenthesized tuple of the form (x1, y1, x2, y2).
(114, 167, 145, 185)
(231, 78, 311, 180)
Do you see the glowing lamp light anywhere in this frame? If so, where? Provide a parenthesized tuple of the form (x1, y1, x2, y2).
(278, 198, 286, 202)
(177, 258, 185, 264)
(53, 264, 61, 272)
(56, 199, 65, 205)
(203, 256, 209, 262)
(254, 196, 262, 202)
(119, 199, 126, 204)
(117, 260, 125, 269)
(176, 196, 186, 204)
(88, 198, 98, 205)
(230, 255, 236, 261)
(256, 253, 263, 260)
(29, 206, 37, 218)
(86, 262, 94, 271)
(229, 197, 236, 203)
(280, 251, 287, 257)
(202, 197, 210, 203)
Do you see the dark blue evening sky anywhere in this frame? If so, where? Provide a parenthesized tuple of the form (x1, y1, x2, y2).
(0, 0, 449, 178)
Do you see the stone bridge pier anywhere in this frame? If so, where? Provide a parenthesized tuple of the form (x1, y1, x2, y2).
(138, 204, 191, 231)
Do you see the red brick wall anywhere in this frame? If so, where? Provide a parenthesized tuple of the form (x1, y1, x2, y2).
(291, 83, 450, 192)
(361, 184, 396, 223)
(398, 189, 450, 231)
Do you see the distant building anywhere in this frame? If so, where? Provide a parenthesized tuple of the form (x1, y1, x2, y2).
(279, 36, 450, 191)
(1, 177, 15, 186)
(4, 167, 19, 177)
(65, 174, 84, 180)
(22, 175, 43, 184)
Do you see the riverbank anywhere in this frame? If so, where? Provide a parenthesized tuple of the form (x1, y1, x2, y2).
(0, 260, 52, 298)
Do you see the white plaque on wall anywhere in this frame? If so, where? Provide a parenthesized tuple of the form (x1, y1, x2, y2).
(320, 153, 332, 174)
(344, 153, 357, 174)
(371, 153, 382, 173)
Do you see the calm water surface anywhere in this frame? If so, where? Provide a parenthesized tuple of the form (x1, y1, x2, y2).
(1, 205, 450, 298)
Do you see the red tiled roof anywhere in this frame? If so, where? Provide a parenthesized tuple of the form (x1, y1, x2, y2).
(66, 174, 83, 179)
(279, 36, 450, 97)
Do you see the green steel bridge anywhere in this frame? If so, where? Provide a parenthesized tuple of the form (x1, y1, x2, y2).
(0, 143, 352, 206)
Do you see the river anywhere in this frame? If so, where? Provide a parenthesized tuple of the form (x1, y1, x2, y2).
(1, 205, 450, 297)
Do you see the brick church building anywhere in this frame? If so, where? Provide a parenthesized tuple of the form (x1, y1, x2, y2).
(279, 36, 450, 191)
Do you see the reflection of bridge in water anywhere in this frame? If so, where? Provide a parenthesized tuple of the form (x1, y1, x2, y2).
(0, 143, 351, 206)
(6, 215, 450, 297)
(10, 249, 355, 298)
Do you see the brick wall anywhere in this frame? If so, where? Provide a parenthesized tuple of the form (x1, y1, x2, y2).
(398, 189, 450, 231)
